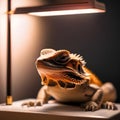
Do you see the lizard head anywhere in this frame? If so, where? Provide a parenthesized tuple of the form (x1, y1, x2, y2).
(36, 48, 90, 87)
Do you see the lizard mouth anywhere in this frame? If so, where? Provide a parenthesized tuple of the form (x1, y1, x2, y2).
(36, 60, 89, 85)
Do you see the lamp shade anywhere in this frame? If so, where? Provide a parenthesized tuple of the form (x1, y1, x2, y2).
(14, 0, 105, 16)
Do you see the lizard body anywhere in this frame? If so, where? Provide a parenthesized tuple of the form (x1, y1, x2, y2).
(23, 48, 117, 111)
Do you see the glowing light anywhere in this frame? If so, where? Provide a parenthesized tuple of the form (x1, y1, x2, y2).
(29, 9, 105, 16)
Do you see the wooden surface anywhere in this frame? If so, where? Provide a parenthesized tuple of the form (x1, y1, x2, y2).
(0, 99, 120, 120)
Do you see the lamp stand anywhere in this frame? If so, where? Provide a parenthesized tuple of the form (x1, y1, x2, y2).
(6, 0, 12, 105)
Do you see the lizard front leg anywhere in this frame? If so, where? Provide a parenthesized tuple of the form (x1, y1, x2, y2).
(81, 86, 104, 111)
(81, 84, 104, 111)
(36, 85, 50, 106)
(101, 82, 117, 110)
(22, 86, 50, 107)
(81, 83, 117, 111)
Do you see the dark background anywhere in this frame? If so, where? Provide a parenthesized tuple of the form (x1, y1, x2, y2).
(0, 0, 120, 103)
(40, 0, 120, 102)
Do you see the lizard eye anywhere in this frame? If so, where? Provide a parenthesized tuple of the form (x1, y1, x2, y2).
(55, 53, 69, 64)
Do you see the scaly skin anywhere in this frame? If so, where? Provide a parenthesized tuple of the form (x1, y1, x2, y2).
(22, 48, 117, 111)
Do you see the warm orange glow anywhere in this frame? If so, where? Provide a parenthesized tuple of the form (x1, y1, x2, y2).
(0, 14, 7, 81)
(11, 15, 46, 96)
(29, 9, 105, 16)
(0, 1, 8, 101)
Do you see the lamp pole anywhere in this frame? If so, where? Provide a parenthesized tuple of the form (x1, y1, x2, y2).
(6, 0, 12, 105)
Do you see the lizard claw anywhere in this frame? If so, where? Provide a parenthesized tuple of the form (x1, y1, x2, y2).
(22, 101, 36, 107)
(34, 101, 42, 106)
(21, 100, 43, 107)
(102, 101, 117, 110)
(81, 101, 99, 111)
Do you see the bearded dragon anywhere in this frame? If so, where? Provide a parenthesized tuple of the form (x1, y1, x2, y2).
(23, 48, 117, 111)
